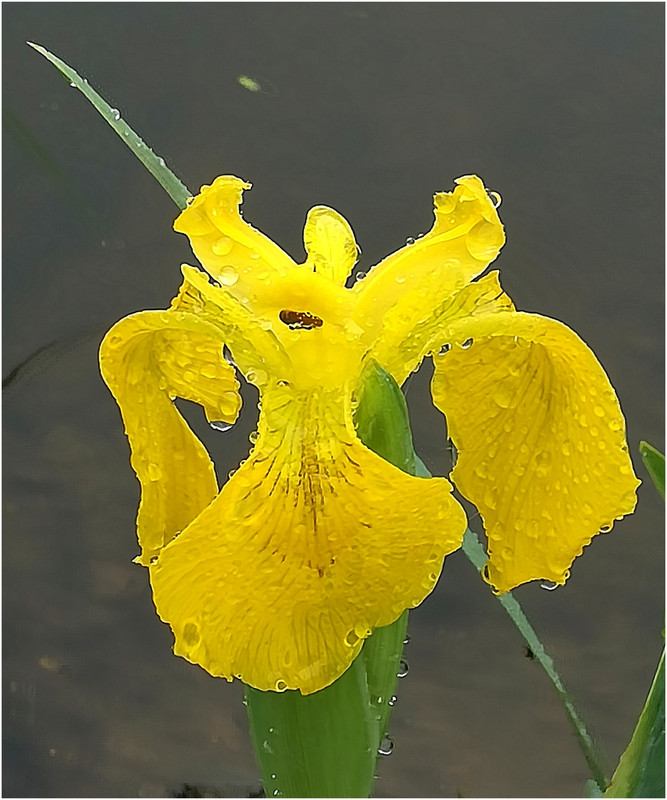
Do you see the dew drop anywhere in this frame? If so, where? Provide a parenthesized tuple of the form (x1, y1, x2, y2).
(249, 430, 259, 444)
(594, 405, 605, 418)
(148, 463, 162, 481)
(403, 634, 410, 645)
(219, 266, 239, 286)
(212, 236, 233, 256)
(600, 524, 612, 533)
(439, 343, 451, 355)
(388, 695, 397, 707)
(395, 275, 406, 284)
(397, 659, 409, 678)
(277, 379, 290, 388)
(405, 237, 416, 246)
(355, 271, 367, 282)
(183, 621, 200, 646)
(493, 383, 515, 408)
(110, 108, 121, 121)
(345, 630, 361, 647)
(540, 581, 559, 591)
(69, 81, 77, 88)
(460, 337, 473, 349)
(488, 190, 502, 208)
(378, 735, 394, 756)
(210, 420, 233, 432)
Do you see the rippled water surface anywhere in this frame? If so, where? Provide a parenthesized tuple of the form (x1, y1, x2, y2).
(3, 4, 664, 797)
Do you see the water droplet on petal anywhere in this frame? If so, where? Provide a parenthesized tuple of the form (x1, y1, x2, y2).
(488, 190, 502, 208)
(219, 266, 239, 286)
(212, 236, 233, 256)
(210, 420, 233, 432)
(439, 343, 451, 355)
(249, 430, 259, 444)
(540, 581, 559, 591)
(460, 338, 473, 349)
(493, 382, 515, 408)
(600, 523, 612, 533)
(405, 237, 416, 246)
(355, 271, 367, 282)
(148, 463, 162, 481)
(222, 345, 235, 366)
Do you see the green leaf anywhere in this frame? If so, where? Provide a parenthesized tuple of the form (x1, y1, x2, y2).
(604, 649, 665, 797)
(28, 42, 191, 210)
(639, 441, 665, 499)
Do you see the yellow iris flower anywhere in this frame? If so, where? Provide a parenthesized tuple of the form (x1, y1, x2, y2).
(99, 174, 639, 695)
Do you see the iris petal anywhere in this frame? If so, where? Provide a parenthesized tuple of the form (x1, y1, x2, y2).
(373, 271, 514, 385)
(99, 309, 242, 564)
(303, 205, 359, 285)
(150, 385, 467, 694)
(430, 310, 640, 592)
(174, 176, 297, 306)
(353, 175, 505, 347)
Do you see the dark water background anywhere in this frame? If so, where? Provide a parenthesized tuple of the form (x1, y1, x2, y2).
(3, 3, 664, 797)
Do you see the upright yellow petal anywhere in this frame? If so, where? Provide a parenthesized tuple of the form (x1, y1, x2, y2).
(303, 205, 359, 285)
(150, 384, 467, 694)
(430, 311, 640, 593)
(353, 175, 504, 349)
(372, 271, 514, 386)
(174, 176, 297, 307)
(99, 308, 241, 565)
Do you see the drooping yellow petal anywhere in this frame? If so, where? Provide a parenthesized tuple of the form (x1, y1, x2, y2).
(352, 175, 505, 346)
(173, 176, 297, 306)
(150, 384, 467, 694)
(372, 271, 514, 386)
(303, 205, 359, 285)
(430, 311, 640, 593)
(99, 309, 242, 565)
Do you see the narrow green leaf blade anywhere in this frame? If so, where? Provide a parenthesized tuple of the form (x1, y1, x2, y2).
(605, 649, 665, 797)
(462, 527, 609, 790)
(639, 441, 665, 499)
(27, 42, 191, 209)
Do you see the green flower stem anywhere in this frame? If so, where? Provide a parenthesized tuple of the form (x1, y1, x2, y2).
(28, 43, 192, 209)
(462, 528, 609, 791)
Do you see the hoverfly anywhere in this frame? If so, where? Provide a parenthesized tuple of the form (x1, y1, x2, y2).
(279, 309, 324, 330)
